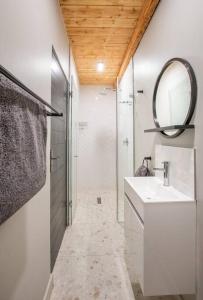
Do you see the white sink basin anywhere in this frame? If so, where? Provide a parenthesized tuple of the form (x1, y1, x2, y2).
(124, 176, 196, 296)
(125, 176, 194, 203)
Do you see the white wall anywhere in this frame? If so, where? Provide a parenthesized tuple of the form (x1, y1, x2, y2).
(133, 0, 197, 170)
(78, 86, 116, 193)
(131, 1, 203, 299)
(0, 1, 78, 300)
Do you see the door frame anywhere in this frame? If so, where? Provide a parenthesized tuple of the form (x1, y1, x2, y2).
(132, 56, 136, 175)
(68, 74, 79, 225)
(51, 46, 70, 227)
(68, 75, 73, 225)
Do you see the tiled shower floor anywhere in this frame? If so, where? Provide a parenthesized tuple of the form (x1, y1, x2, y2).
(50, 191, 180, 300)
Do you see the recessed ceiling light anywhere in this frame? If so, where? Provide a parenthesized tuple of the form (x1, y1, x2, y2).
(96, 62, 105, 72)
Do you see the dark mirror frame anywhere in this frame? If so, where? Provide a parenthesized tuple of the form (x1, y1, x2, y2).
(153, 58, 197, 138)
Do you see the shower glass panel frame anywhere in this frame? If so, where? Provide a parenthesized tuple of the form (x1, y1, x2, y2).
(116, 59, 135, 223)
(68, 76, 79, 225)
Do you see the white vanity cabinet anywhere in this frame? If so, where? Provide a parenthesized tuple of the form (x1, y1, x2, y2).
(124, 177, 196, 296)
(124, 194, 144, 287)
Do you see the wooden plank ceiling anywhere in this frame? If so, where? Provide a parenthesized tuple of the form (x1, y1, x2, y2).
(59, 0, 159, 85)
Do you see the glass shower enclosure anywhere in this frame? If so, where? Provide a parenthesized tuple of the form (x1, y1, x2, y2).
(117, 59, 135, 222)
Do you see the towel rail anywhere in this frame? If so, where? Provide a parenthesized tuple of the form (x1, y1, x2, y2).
(0, 65, 63, 117)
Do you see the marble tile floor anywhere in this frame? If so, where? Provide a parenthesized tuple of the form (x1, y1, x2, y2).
(50, 191, 183, 300)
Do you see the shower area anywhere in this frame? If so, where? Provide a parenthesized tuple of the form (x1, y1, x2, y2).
(77, 85, 117, 201)
(76, 59, 134, 222)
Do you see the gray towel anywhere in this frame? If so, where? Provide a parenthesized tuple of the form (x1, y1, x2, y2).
(0, 73, 47, 225)
(135, 159, 151, 177)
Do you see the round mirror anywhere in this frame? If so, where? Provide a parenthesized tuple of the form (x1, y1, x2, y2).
(153, 58, 197, 137)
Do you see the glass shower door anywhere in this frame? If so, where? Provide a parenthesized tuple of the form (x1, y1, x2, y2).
(68, 77, 79, 224)
(117, 60, 134, 223)
(71, 79, 79, 221)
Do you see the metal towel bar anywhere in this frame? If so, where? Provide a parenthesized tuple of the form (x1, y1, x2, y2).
(0, 65, 63, 117)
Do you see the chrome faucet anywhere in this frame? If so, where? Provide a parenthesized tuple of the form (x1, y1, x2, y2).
(153, 161, 169, 186)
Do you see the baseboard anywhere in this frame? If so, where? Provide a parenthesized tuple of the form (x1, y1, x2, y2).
(43, 274, 54, 300)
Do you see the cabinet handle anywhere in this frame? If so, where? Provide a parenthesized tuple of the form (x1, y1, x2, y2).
(125, 193, 144, 225)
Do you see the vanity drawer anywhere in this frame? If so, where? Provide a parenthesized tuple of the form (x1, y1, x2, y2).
(124, 179, 144, 221)
(124, 194, 144, 290)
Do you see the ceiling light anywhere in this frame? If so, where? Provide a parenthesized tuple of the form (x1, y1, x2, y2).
(96, 62, 105, 72)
